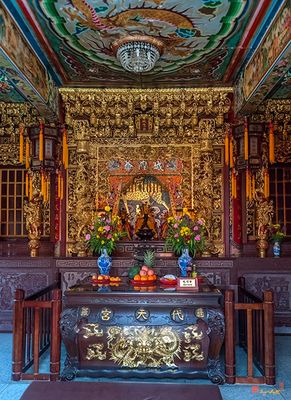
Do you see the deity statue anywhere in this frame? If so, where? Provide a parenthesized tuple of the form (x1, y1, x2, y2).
(119, 207, 132, 240)
(134, 201, 158, 239)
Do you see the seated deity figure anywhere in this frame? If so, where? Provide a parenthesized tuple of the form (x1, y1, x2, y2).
(134, 201, 158, 239)
(119, 207, 132, 240)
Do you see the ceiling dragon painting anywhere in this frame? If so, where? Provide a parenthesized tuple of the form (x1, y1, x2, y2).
(26, 0, 255, 86)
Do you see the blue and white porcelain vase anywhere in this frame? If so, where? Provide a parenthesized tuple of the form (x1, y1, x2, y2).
(97, 248, 112, 275)
(273, 241, 281, 258)
(178, 248, 192, 277)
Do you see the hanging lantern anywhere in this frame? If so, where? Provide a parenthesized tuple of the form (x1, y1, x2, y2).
(28, 125, 58, 171)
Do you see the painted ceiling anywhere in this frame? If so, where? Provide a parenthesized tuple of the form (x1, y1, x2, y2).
(26, 0, 256, 87)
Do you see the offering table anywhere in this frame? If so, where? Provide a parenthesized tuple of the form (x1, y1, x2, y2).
(60, 281, 225, 383)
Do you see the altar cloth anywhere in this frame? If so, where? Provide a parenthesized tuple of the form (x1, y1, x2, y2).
(20, 381, 223, 400)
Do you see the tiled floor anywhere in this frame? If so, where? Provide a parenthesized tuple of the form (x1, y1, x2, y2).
(0, 334, 290, 400)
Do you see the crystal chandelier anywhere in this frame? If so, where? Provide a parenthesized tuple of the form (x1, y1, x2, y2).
(112, 35, 163, 73)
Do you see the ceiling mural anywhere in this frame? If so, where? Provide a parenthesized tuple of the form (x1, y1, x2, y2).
(27, 0, 255, 86)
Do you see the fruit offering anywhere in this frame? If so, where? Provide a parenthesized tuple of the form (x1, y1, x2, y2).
(133, 265, 157, 282)
(92, 274, 121, 283)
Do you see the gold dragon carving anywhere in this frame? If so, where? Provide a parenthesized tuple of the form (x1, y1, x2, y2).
(60, 88, 232, 255)
(107, 326, 180, 368)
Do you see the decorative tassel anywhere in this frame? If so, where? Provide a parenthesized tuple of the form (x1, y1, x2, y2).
(62, 128, 68, 169)
(29, 175, 33, 201)
(251, 175, 255, 201)
(19, 124, 24, 163)
(246, 168, 251, 200)
(41, 171, 45, 197)
(231, 170, 237, 199)
(269, 121, 275, 164)
(264, 169, 270, 198)
(46, 175, 50, 203)
(225, 129, 229, 166)
(25, 173, 29, 197)
(60, 176, 64, 200)
(39, 123, 44, 161)
(57, 172, 61, 199)
(244, 117, 248, 161)
(25, 138, 30, 169)
(229, 135, 234, 169)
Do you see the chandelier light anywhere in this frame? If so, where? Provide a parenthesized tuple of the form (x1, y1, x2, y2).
(112, 35, 164, 73)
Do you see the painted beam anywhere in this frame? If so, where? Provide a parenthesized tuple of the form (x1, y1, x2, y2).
(0, 3, 59, 121)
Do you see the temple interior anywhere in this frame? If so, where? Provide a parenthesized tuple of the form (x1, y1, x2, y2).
(0, 1, 290, 399)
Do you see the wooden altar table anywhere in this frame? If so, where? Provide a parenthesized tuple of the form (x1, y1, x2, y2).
(60, 280, 225, 383)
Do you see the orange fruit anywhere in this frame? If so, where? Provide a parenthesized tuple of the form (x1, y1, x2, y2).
(133, 274, 141, 281)
(140, 276, 148, 281)
(152, 274, 157, 280)
(148, 275, 154, 281)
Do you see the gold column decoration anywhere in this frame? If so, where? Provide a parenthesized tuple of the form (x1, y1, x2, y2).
(255, 191, 274, 258)
(23, 186, 43, 257)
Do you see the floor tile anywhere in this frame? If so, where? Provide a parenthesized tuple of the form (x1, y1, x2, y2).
(0, 383, 29, 400)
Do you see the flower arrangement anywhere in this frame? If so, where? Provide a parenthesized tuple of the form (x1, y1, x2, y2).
(269, 224, 286, 243)
(85, 206, 124, 255)
(165, 211, 207, 257)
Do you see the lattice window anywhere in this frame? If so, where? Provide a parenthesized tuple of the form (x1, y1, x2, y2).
(0, 169, 27, 237)
(270, 167, 291, 240)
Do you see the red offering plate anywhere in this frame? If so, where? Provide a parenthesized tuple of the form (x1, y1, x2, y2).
(159, 278, 177, 286)
(130, 279, 157, 286)
(92, 278, 110, 285)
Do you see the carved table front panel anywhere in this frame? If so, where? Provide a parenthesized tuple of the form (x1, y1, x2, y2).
(61, 282, 225, 383)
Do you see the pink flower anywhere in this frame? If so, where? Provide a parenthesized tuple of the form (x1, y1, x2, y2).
(198, 219, 204, 225)
(173, 223, 179, 229)
(106, 219, 111, 223)
(174, 233, 179, 238)
(104, 225, 111, 232)
(107, 234, 112, 239)
(90, 225, 94, 230)
(194, 235, 201, 241)
(193, 226, 199, 231)
(85, 234, 91, 241)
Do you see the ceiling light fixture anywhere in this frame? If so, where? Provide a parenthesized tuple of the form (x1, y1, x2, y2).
(112, 35, 164, 73)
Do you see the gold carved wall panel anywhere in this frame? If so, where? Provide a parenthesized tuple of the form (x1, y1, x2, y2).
(60, 88, 232, 255)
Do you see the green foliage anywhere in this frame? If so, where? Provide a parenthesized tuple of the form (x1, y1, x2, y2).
(269, 224, 286, 243)
(128, 265, 140, 279)
(143, 249, 155, 267)
(165, 214, 207, 257)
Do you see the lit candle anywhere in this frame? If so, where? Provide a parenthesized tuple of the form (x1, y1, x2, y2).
(39, 123, 44, 161)
(269, 121, 275, 164)
(224, 128, 229, 166)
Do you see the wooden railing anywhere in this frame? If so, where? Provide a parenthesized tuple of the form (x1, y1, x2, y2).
(12, 284, 62, 381)
(225, 279, 275, 385)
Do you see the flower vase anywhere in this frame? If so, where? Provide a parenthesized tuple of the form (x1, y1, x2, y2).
(178, 248, 192, 277)
(273, 241, 281, 258)
(97, 248, 112, 275)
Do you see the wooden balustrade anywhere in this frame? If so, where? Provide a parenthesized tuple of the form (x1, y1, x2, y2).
(225, 280, 275, 385)
(12, 284, 62, 381)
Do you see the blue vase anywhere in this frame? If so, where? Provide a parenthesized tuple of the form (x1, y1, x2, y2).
(178, 248, 192, 277)
(97, 248, 112, 275)
(273, 241, 281, 258)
